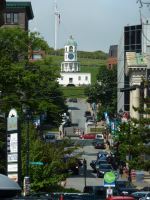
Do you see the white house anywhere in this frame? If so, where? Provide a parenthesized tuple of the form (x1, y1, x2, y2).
(58, 36, 91, 86)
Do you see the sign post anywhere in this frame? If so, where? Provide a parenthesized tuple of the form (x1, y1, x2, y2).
(7, 108, 21, 184)
(104, 171, 116, 187)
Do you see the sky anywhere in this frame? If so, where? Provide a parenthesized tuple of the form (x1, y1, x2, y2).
(8, 0, 150, 52)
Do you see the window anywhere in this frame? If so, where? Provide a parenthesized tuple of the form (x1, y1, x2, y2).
(85, 76, 88, 81)
(69, 78, 73, 83)
(61, 76, 63, 80)
(69, 46, 73, 52)
(78, 76, 81, 80)
(5, 13, 19, 24)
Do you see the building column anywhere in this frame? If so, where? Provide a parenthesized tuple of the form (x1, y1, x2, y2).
(130, 87, 140, 120)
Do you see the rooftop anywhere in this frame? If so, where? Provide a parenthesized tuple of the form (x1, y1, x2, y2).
(6, 1, 34, 20)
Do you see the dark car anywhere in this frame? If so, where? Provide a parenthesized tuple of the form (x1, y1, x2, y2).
(94, 140, 106, 149)
(83, 186, 118, 199)
(43, 132, 56, 143)
(131, 191, 149, 200)
(84, 111, 91, 117)
(90, 159, 109, 172)
(97, 164, 113, 178)
(115, 180, 139, 195)
(92, 138, 104, 146)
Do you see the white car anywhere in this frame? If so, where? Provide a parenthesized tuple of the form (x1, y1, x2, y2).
(96, 133, 104, 140)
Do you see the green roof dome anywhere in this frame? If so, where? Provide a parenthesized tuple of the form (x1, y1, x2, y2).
(66, 35, 77, 46)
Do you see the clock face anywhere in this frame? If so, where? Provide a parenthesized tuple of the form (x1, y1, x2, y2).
(68, 53, 74, 60)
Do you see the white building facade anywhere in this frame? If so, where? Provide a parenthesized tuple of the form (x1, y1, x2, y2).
(58, 36, 91, 86)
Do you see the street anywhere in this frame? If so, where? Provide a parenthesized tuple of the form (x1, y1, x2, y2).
(65, 140, 104, 192)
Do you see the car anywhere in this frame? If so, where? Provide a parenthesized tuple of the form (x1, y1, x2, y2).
(97, 151, 109, 159)
(131, 191, 149, 200)
(97, 164, 113, 178)
(106, 196, 135, 200)
(79, 133, 96, 139)
(90, 159, 109, 172)
(84, 111, 91, 117)
(94, 140, 106, 149)
(95, 159, 109, 171)
(115, 180, 139, 195)
(92, 138, 104, 145)
(96, 133, 104, 139)
(68, 98, 78, 103)
(43, 132, 56, 143)
(83, 186, 118, 199)
(86, 116, 94, 122)
(139, 192, 150, 200)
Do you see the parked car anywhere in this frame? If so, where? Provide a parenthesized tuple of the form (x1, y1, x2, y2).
(83, 186, 118, 199)
(84, 111, 91, 117)
(79, 133, 96, 139)
(96, 133, 104, 140)
(90, 159, 109, 172)
(92, 138, 104, 146)
(131, 192, 149, 200)
(106, 196, 135, 200)
(86, 116, 94, 122)
(115, 180, 139, 195)
(97, 164, 113, 178)
(139, 192, 150, 200)
(43, 132, 56, 143)
(94, 140, 106, 149)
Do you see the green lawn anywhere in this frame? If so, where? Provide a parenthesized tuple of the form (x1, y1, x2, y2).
(62, 86, 87, 98)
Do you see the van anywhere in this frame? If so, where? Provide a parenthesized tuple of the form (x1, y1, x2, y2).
(96, 133, 104, 140)
(43, 132, 56, 143)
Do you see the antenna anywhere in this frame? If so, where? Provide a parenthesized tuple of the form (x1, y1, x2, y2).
(54, 0, 60, 51)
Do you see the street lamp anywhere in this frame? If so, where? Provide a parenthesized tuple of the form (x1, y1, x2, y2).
(83, 159, 87, 187)
(23, 107, 31, 196)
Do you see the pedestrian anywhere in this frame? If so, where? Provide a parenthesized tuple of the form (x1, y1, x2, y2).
(119, 165, 123, 178)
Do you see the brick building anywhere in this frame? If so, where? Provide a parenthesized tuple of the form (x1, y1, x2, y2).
(107, 45, 118, 69)
(1, 1, 34, 30)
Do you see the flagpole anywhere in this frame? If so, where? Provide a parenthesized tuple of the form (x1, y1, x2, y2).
(54, 0, 60, 51)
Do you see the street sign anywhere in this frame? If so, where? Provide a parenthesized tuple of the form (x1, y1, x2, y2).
(30, 161, 44, 165)
(104, 171, 116, 187)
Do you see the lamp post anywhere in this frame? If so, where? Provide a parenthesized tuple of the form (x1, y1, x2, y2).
(23, 107, 31, 196)
(83, 159, 87, 187)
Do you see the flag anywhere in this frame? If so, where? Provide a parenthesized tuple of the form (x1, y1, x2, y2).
(58, 13, 60, 24)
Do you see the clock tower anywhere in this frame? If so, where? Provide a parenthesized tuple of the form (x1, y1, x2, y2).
(61, 36, 80, 72)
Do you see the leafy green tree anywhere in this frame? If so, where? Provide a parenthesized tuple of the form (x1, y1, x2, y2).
(85, 65, 117, 119)
(115, 81, 150, 174)
(0, 27, 67, 175)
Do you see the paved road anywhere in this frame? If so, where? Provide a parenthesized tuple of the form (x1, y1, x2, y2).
(67, 99, 91, 132)
(65, 140, 105, 192)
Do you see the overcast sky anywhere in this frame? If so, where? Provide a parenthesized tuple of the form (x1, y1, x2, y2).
(8, 0, 150, 52)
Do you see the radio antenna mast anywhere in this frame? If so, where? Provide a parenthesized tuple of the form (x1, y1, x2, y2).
(54, 0, 60, 50)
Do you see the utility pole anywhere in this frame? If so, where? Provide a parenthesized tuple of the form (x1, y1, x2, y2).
(83, 159, 87, 187)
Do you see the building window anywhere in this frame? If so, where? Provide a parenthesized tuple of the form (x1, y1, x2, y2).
(85, 76, 88, 81)
(61, 76, 63, 80)
(69, 78, 73, 83)
(5, 13, 19, 24)
(69, 46, 73, 52)
(78, 76, 81, 80)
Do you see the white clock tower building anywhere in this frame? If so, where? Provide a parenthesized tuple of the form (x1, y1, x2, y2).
(58, 36, 91, 86)
(61, 35, 80, 72)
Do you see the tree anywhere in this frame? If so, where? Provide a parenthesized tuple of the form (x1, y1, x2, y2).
(115, 80, 150, 174)
(0, 27, 67, 175)
(85, 65, 117, 120)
